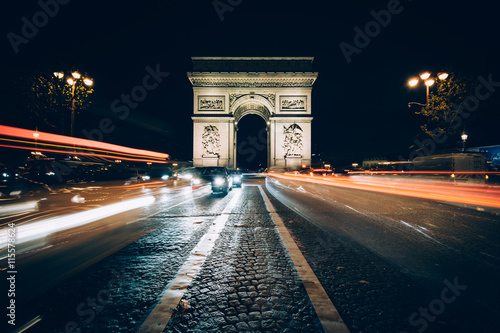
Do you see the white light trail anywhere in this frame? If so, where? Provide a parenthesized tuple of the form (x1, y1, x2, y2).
(0, 196, 155, 246)
(0, 200, 39, 217)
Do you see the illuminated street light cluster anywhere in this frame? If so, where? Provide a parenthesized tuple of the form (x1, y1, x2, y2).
(53, 71, 94, 137)
(407, 71, 448, 107)
(53, 71, 93, 87)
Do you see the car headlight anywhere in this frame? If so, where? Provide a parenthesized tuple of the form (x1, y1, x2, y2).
(142, 175, 150, 180)
(192, 178, 201, 185)
(161, 175, 169, 180)
(184, 174, 193, 180)
(233, 176, 240, 181)
(214, 177, 225, 186)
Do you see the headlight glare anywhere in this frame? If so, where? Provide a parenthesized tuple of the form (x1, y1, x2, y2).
(214, 177, 225, 186)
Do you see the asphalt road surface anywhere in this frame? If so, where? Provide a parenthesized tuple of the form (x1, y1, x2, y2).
(1, 175, 498, 332)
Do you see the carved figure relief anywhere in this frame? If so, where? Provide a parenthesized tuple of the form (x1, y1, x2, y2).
(282, 124, 303, 157)
(202, 125, 221, 157)
(229, 94, 245, 106)
(199, 96, 224, 110)
(281, 96, 306, 110)
(266, 94, 276, 107)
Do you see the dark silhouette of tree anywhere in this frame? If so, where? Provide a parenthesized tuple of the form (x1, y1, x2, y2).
(23, 69, 94, 135)
(415, 73, 470, 141)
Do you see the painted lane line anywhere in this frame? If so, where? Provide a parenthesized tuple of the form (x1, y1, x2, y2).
(137, 190, 242, 333)
(258, 186, 350, 333)
(399, 220, 446, 246)
(480, 251, 500, 261)
(345, 205, 363, 214)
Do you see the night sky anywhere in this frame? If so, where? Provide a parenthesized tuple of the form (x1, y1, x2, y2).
(2, 0, 499, 166)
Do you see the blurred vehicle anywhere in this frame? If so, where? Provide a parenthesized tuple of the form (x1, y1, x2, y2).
(309, 168, 334, 176)
(185, 168, 205, 186)
(132, 169, 151, 181)
(412, 153, 487, 183)
(228, 169, 242, 187)
(267, 166, 287, 174)
(201, 167, 233, 194)
(147, 167, 175, 181)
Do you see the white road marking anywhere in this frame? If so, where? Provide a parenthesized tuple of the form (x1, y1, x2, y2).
(480, 252, 500, 261)
(137, 190, 242, 333)
(399, 220, 451, 249)
(345, 205, 363, 214)
(258, 186, 350, 333)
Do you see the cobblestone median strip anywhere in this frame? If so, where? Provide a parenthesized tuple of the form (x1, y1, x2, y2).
(164, 187, 328, 332)
(137, 191, 242, 333)
(258, 186, 350, 333)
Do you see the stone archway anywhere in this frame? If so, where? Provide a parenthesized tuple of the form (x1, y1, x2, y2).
(188, 57, 317, 170)
(232, 97, 272, 168)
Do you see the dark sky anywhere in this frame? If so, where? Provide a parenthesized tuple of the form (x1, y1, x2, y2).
(2, 0, 499, 165)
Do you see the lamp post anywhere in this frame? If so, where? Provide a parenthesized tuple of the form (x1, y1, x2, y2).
(407, 71, 448, 107)
(461, 130, 468, 152)
(33, 129, 39, 152)
(54, 71, 93, 137)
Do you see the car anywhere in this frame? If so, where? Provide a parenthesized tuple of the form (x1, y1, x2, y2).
(228, 169, 242, 187)
(201, 167, 233, 194)
(181, 168, 206, 187)
(147, 168, 175, 181)
(309, 168, 334, 176)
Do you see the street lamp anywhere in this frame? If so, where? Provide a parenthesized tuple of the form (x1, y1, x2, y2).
(407, 71, 448, 107)
(438, 72, 449, 80)
(420, 72, 431, 80)
(54, 71, 93, 137)
(461, 130, 468, 152)
(33, 129, 40, 152)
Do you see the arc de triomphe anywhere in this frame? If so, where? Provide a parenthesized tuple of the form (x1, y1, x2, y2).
(188, 57, 318, 170)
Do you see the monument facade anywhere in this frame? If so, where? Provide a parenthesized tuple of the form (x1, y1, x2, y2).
(188, 57, 318, 170)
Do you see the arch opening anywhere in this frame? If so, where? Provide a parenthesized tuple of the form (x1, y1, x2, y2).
(236, 114, 268, 171)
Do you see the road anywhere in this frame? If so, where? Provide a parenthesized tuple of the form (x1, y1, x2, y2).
(1, 174, 499, 332)
(266, 174, 500, 332)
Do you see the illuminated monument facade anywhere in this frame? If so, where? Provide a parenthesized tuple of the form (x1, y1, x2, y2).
(188, 57, 318, 170)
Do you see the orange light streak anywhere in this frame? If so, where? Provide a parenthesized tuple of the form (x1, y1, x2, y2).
(349, 170, 500, 175)
(269, 173, 500, 209)
(0, 125, 169, 159)
(0, 144, 167, 164)
(0, 138, 165, 161)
